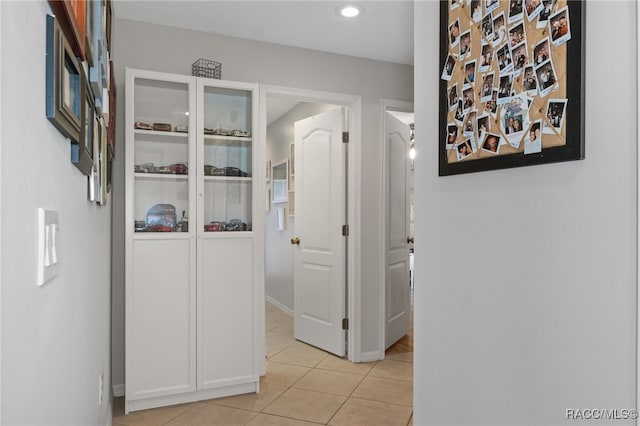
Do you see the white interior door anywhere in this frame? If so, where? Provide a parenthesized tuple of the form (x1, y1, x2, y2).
(293, 107, 346, 357)
(385, 112, 411, 349)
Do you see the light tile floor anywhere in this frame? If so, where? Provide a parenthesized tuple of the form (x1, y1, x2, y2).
(113, 302, 413, 426)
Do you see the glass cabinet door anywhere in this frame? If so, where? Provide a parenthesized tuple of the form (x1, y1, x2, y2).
(131, 76, 195, 233)
(200, 84, 253, 233)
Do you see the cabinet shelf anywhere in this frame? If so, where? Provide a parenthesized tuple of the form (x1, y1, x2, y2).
(202, 231, 253, 238)
(135, 129, 189, 143)
(204, 135, 252, 145)
(134, 172, 189, 180)
(203, 176, 251, 182)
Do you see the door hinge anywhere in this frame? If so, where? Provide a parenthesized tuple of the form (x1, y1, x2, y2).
(342, 132, 349, 143)
(342, 224, 349, 236)
(342, 318, 349, 330)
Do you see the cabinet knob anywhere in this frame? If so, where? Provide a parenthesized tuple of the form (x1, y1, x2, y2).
(407, 237, 414, 244)
(291, 237, 301, 245)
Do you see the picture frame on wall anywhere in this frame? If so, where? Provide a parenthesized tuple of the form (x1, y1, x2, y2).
(45, 14, 83, 143)
(266, 186, 272, 212)
(99, 116, 110, 205)
(289, 142, 295, 176)
(88, 0, 110, 112)
(288, 142, 295, 190)
(105, 0, 113, 53)
(272, 160, 288, 203)
(438, 0, 585, 176)
(107, 60, 116, 160)
(91, 109, 103, 205)
(47, 0, 87, 60)
(85, 0, 95, 67)
(73, 75, 95, 176)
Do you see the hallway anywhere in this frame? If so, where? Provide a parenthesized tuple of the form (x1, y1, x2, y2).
(113, 302, 413, 425)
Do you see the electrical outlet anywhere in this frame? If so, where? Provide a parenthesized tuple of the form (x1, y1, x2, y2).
(98, 372, 104, 405)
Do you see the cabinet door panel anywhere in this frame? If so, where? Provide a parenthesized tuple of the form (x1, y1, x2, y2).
(199, 82, 254, 233)
(129, 74, 195, 234)
(198, 236, 255, 389)
(128, 238, 195, 399)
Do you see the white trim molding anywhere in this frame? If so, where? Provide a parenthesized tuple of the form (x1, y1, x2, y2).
(266, 295, 293, 317)
(113, 384, 125, 398)
(260, 84, 362, 362)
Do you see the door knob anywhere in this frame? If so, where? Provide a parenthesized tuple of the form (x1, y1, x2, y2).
(407, 237, 414, 244)
(291, 237, 301, 245)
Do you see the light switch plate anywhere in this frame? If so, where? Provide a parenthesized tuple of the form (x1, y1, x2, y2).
(37, 208, 59, 286)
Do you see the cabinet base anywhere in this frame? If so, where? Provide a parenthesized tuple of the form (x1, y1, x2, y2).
(125, 381, 259, 414)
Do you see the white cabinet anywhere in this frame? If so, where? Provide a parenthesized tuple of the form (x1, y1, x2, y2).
(125, 68, 263, 413)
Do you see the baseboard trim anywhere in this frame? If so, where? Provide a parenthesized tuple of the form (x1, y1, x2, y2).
(125, 381, 258, 413)
(113, 384, 125, 397)
(266, 295, 293, 317)
(358, 350, 384, 363)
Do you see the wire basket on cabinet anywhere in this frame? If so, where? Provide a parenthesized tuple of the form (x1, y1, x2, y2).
(191, 59, 222, 79)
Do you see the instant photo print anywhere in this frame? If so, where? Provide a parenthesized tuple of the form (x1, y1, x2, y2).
(526, 0, 544, 22)
(492, 13, 507, 46)
(508, 0, 524, 23)
(524, 120, 543, 154)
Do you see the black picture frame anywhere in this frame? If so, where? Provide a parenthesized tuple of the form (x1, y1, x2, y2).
(46, 14, 82, 143)
(438, 0, 585, 176)
(72, 74, 95, 176)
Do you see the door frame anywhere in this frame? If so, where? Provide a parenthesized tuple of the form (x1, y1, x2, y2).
(259, 85, 363, 363)
(379, 99, 414, 358)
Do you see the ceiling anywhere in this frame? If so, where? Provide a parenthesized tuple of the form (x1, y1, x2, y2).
(113, 1, 415, 66)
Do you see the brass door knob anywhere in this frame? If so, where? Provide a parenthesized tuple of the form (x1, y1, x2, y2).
(291, 237, 301, 245)
(407, 237, 414, 244)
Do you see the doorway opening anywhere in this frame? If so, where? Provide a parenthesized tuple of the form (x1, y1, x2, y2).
(261, 86, 362, 371)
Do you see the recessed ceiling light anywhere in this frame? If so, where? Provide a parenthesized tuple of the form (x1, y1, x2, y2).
(338, 4, 362, 18)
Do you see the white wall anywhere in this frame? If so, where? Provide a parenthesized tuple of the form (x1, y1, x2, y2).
(414, 1, 637, 425)
(1, 2, 112, 424)
(265, 102, 336, 311)
(111, 18, 413, 388)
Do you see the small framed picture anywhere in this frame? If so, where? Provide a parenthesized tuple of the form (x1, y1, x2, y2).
(272, 160, 288, 203)
(107, 61, 116, 160)
(46, 14, 83, 143)
(73, 76, 95, 176)
(99, 116, 110, 205)
(266, 185, 272, 212)
(289, 142, 295, 176)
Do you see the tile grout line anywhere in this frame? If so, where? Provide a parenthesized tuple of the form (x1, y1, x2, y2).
(258, 352, 327, 420)
(323, 362, 371, 426)
(160, 403, 201, 426)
